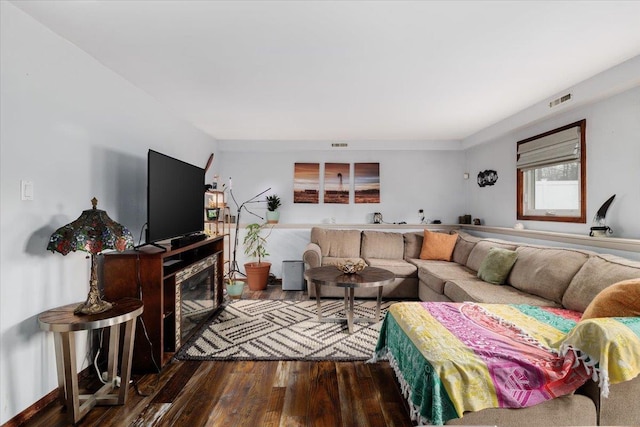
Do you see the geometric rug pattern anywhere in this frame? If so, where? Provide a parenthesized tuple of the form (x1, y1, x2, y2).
(174, 299, 398, 361)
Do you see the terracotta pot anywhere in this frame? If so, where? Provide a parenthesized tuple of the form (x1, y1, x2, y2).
(244, 262, 271, 290)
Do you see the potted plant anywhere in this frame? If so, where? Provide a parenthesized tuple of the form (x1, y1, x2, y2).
(243, 222, 272, 290)
(225, 271, 245, 299)
(265, 194, 281, 224)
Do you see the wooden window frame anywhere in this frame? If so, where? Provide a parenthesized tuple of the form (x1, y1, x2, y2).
(516, 119, 587, 223)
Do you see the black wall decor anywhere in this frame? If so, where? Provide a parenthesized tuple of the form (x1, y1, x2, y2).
(477, 170, 498, 187)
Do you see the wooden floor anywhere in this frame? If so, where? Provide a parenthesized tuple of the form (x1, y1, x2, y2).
(22, 285, 414, 427)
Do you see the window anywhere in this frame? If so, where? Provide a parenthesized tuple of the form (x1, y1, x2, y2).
(517, 120, 586, 223)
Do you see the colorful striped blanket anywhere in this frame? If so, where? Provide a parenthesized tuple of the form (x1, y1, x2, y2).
(372, 302, 640, 425)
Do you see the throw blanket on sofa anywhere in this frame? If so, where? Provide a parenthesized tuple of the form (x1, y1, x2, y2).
(372, 302, 593, 425)
(560, 316, 640, 396)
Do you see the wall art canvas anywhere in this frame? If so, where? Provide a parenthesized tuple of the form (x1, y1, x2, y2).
(293, 163, 320, 203)
(324, 163, 350, 204)
(354, 162, 380, 203)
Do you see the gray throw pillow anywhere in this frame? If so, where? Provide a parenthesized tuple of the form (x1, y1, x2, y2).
(477, 247, 518, 285)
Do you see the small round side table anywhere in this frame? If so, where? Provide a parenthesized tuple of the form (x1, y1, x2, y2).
(38, 298, 143, 424)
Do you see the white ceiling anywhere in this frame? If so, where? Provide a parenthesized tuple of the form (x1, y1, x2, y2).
(11, 1, 640, 143)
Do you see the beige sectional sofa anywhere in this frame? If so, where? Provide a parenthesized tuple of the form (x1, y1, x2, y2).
(303, 227, 422, 299)
(302, 226, 640, 426)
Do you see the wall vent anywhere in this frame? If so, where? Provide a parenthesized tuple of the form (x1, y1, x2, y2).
(331, 143, 348, 148)
(549, 93, 572, 108)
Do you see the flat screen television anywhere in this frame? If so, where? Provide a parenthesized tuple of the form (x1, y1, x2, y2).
(146, 149, 204, 244)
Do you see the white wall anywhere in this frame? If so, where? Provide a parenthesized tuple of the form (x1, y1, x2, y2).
(0, 4, 217, 423)
(464, 85, 640, 239)
(216, 148, 467, 277)
(217, 149, 467, 225)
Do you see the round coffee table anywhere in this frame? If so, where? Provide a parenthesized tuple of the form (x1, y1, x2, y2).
(304, 265, 395, 333)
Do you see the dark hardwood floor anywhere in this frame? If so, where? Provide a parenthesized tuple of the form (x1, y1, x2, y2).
(22, 285, 414, 427)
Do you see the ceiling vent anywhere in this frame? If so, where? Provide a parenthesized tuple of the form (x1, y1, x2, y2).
(549, 93, 572, 108)
(331, 143, 348, 148)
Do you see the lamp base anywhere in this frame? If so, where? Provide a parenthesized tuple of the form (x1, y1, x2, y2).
(75, 255, 114, 315)
(74, 299, 113, 315)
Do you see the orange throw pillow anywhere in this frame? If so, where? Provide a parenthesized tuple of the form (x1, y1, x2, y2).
(581, 278, 640, 320)
(419, 230, 458, 261)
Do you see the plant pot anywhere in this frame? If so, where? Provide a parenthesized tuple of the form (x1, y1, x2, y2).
(226, 280, 245, 299)
(266, 211, 280, 224)
(244, 262, 271, 291)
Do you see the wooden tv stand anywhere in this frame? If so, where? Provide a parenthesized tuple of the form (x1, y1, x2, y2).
(102, 236, 224, 373)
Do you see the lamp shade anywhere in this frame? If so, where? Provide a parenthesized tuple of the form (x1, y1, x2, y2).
(47, 197, 134, 255)
(47, 198, 134, 314)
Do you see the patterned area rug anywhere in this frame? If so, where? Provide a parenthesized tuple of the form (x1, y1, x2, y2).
(175, 299, 398, 361)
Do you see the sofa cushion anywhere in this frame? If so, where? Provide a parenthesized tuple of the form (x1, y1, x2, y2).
(419, 282, 453, 302)
(403, 231, 424, 260)
(446, 394, 597, 426)
(451, 231, 481, 265)
(466, 240, 517, 272)
(420, 230, 458, 261)
(444, 279, 560, 306)
(562, 254, 640, 312)
(311, 227, 361, 258)
(361, 230, 404, 259)
(416, 262, 476, 294)
(321, 256, 366, 268)
(364, 258, 417, 278)
(509, 246, 590, 304)
(476, 247, 518, 285)
(597, 376, 640, 426)
(581, 278, 640, 320)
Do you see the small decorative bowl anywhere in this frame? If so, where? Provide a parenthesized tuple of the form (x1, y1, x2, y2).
(336, 259, 366, 274)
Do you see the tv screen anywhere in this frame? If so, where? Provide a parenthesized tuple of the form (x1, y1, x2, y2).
(147, 150, 204, 243)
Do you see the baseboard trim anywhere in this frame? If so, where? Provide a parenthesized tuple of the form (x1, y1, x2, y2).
(1, 389, 58, 427)
(1, 367, 93, 427)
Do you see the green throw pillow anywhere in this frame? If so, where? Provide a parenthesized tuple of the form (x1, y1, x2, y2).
(477, 247, 518, 285)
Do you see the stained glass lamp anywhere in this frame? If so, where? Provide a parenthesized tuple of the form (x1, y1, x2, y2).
(47, 198, 134, 315)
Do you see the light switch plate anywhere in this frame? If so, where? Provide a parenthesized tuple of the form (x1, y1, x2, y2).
(21, 180, 34, 201)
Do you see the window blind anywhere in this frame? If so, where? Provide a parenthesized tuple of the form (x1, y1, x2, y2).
(517, 126, 581, 170)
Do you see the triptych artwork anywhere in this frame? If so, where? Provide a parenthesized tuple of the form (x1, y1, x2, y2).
(293, 162, 380, 204)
